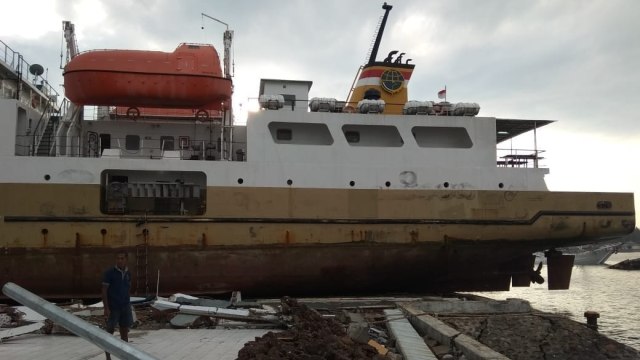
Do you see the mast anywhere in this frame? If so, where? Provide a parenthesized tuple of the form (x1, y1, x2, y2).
(367, 2, 393, 65)
(201, 13, 233, 79)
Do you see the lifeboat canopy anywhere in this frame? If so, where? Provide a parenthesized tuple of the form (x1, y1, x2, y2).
(63, 43, 232, 110)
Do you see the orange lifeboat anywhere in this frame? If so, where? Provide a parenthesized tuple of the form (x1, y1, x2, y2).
(63, 43, 232, 110)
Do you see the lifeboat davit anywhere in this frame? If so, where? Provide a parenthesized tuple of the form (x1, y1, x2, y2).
(63, 43, 232, 110)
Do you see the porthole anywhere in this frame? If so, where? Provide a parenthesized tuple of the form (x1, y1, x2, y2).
(443, 182, 450, 188)
(287, 179, 293, 185)
(41, 228, 48, 235)
(385, 181, 391, 187)
(237, 178, 244, 184)
(498, 183, 504, 189)
(100, 229, 107, 235)
(349, 181, 355, 187)
(44, 174, 51, 181)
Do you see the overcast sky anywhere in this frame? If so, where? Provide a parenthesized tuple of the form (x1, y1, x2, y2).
(2, 0, 638, 219)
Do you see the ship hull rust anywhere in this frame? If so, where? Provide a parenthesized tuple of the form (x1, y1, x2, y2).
(2, 241, 546, 299)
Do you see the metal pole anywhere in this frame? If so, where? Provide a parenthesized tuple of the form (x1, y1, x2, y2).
(2, 282, 158, 360)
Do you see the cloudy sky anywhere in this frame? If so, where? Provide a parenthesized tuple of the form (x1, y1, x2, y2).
(2, 0, 638, 219)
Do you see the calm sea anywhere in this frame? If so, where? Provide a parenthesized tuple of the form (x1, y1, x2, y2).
(474, 252, 640, 350)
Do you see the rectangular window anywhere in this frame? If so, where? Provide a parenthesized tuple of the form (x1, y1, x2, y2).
(179, 136, 190, 149)
(160, 136, 174, 151)
(269, 122, 334, 145)
(99, 133, 111, 151)
(412, 126, 473, 148)
(125, 135, 140, 150)
(101, 170, 206, 215)
(341, 125, 403, 147)
(282, 94, 296, 110)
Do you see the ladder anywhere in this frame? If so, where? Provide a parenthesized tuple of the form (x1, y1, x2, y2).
(135, 229, 149, 296)
(364, 16, 384, 63)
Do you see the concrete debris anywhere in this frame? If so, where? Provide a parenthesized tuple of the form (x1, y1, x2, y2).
(170, 293, 231, 308)
(3, 292, 637, 359)
(13, 306, 48, 322)
(152, 298, 280, 325)
(0, 322, 44, 341)
(43, 319, 72, 335)
(609, 258, 640, 270)
(169, 314, 203, 328)
(230, 291, 242, 306)
(0, 314, 11, 327)
(348, 323, 370, 344)
(72, 309, 104, 317)
(384, 308, 437, 360)
(368, 326, 389, 344)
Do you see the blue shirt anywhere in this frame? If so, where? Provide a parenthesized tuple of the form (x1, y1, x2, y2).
(102, 266, 131, 309)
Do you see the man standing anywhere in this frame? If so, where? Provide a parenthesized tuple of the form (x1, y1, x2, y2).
(102, 251, 133, 360)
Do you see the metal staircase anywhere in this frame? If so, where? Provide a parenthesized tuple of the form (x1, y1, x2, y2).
(35, 115, 58, 156)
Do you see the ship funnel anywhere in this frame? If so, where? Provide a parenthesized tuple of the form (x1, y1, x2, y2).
(346, 3, 415, 115)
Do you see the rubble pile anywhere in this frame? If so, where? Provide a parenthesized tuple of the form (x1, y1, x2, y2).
(237, 297, 388, 360)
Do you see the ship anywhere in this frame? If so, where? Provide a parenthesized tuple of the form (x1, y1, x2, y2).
(0, 4, 635, 299)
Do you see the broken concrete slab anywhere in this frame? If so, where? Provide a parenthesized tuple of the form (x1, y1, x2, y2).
(171, 294, 230, 309)
(400, 304, 509, 360)
(151, 300, 277, 323)
(72, 309, 104, 317)
(347, 323, 370, 344)
(0, 322, 44, 341)
(169, 314, 201, 328)
(401, 298, 531, 315)
(384, 309, 437, 360)
(13, 306, 47, 322)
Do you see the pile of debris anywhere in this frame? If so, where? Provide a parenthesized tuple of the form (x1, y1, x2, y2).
(1, 293, 408, 359)
(237, 297, 392, 359)
(0, 303, 47, 342)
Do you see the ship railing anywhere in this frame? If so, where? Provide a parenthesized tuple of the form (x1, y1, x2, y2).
(0, 39, 61, 108)
(496, 148, 546, 168)
(15, 133, 248, 161)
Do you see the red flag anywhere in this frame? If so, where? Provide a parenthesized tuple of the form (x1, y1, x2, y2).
(438, 89, 446, 99)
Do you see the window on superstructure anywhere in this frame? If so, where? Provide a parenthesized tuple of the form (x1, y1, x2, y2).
(341, 125, 403, 147)
(125, 135, 140, 151)
(269, 122, 333, 145)
(412, 126, 473, 148)
(160, 136, 174, 151)
(282, 94, 296, 111)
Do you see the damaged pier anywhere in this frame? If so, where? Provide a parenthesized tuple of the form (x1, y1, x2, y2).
(1, 287, 639, 359)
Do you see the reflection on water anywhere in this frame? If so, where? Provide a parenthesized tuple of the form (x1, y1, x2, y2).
(474, 252, 640, 350)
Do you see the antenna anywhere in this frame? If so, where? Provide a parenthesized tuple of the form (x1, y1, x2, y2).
(368, 2, 393, 65)
(201, 13, 234, 79)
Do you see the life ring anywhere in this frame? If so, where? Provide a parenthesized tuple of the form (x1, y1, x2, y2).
(126, 107, 140, 119)
(195, 109, 209, 120)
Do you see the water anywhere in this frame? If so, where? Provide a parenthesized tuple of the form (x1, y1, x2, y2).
(474, 252, 640, 350)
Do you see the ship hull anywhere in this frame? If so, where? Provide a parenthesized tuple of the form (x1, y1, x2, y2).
(0, 183, 634, 299)
(3, 242, 539, 299)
